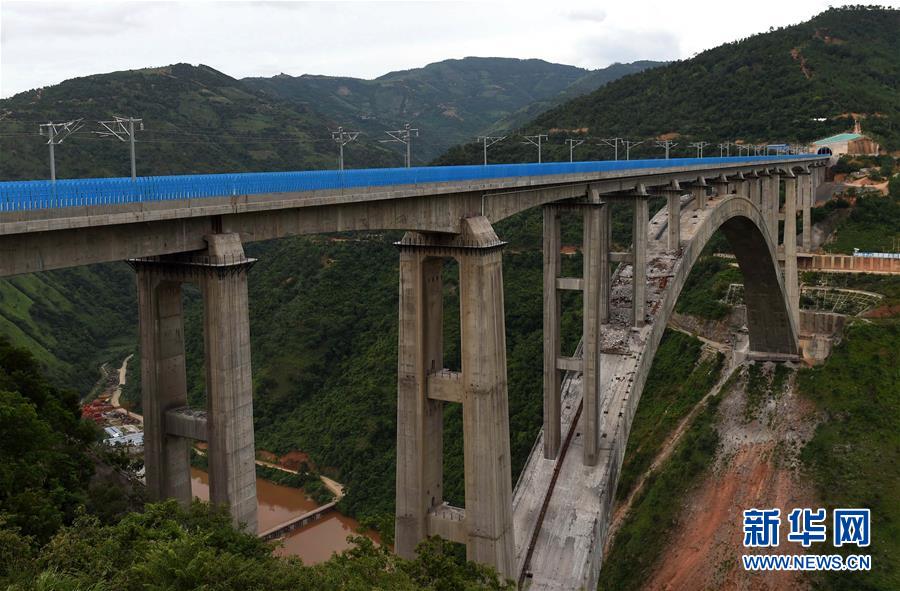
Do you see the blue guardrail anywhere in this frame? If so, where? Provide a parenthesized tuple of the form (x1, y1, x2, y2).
(0, 155, 823, 213)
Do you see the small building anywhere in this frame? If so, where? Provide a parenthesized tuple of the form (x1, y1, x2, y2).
(810, 132, 880, 157)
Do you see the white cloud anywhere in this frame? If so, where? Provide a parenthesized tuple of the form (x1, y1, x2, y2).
(563, 7, 608, 23)
(575, 29, 680, 66)
(2, 0, 897, 97)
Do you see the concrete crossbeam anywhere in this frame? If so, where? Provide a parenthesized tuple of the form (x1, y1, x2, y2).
(556, 277, 584, 291)
(427, 504, 467, 544)
(427, 371, 463, 403)
(165, 407, 208, 441)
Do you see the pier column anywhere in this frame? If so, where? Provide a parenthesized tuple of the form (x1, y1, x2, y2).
(768, 172, 781, 240)
(583, 201, 608, 466)
(692, 178, 708, 210)
(395, 239, 445, 558)
(394, 217, 514, 579)
(458, 217, 515, 579)
(783, 177, 800, 325)
(632, 196, 648, 327)
(201, 233, 258, 534)
(542, 206, 562, 459)
(800, 173, 812, 252)
(136, 267, 191, 506)
(712, 174, 730, 199)
(666, 190, 681, 252)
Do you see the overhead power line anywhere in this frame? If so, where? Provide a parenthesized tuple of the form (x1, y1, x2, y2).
(477, 135, 506, 165)
(597, 137, 621, 161)
(95, 116, 143, 180)
(565, 138, 585, 162)
(331, 126, 360, 171)
(380, 123, 419, 168)
(622, 139, 644, 161)
(688, 141, 710, 158)
(654, 139, 678, 159)
(38, 119, 84, 181)
(522, 133, 548, 163)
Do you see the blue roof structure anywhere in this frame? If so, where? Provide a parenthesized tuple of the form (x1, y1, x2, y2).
(812, 132, 863, 145)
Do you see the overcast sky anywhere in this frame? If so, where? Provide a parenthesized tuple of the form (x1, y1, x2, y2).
(2, 0, 896, 98)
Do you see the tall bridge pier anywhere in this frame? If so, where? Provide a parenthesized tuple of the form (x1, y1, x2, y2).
(131, 233, 258, 533)
(394, 216, 516, 578)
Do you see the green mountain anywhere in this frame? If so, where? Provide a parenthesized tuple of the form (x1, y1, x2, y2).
(484, 60, 667, 134)
(0, 6, 897, 550)
(0, 63, 398, 181)
(242, 57, 665, 162)
(437, 6, 900, 165)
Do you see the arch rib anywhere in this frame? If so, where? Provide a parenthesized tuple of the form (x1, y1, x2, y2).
(513, 194, 798, 589)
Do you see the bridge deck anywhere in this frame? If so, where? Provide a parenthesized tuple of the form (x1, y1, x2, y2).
(513, 192, 733, 589)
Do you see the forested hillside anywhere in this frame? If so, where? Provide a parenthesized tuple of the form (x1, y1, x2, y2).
(0, 5, 897, 556)
(0, 63, 398, 180)
(438, 5, 900, 165)
(243, 57, 664, 161)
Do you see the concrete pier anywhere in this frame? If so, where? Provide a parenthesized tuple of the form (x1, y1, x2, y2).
(769, 172, 781, 239)
(632, 197, 648, 327)
(395, 217, 515, 579)
(542, 206, 562, 459)
(582, 201, 608, 466)
(783, 177, 800, 324)
(132, 233, 258, 533)
(664, 183, 682, 252)
(800, 172, 812, 252)
(459, 217, 515, 578)
(202, 234, 259, 534)
(395, 244, 445, 556)
(692, 178, 707, 210)
(136, 269, 192, 506)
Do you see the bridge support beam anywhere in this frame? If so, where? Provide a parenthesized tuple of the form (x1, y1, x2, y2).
(395, 217, 515, 579)
(632, 197, 648, 327)
(132, 233, 258, 534)
(542, 206, 562, 459)
(767, 172, 781, 242)
(542, 196, 611, 464)
(396, 245, 445, 557)
(800, 172, 812, 252)
(201, 234, 258, 534)
(783, 177, 800, 325)
(666, 192, 681, 252)
(692, 179, 707, 210)
(712, 175, 730, 200)
(583, 201, 608, 465)
(137, 271, 192, 507)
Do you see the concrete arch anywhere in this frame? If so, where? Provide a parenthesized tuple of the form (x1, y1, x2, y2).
(663, 195, 798, 357)
(516, 194, 799, 589)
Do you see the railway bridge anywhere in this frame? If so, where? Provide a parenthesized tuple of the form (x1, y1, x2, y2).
(0, 154, 827, 587)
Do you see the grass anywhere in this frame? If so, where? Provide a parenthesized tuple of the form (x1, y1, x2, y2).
(598, 392, 722, 591)
(823, 193, 900, 255)
(615, 330, 724, 501)
(675, 255, 742, 320)
(797, 320, 900, 590)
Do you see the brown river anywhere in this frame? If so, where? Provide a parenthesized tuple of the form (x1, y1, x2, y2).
(190, 467, 380, 564)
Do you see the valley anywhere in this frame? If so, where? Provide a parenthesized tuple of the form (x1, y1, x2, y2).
(0, 4, 898, 590)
